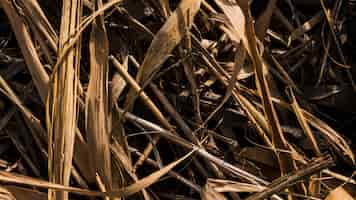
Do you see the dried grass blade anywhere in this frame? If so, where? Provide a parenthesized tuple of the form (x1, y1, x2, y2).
(320, 0, 356, 89)
(47, 0, 82, 199)
(196, 39, 274, 149)
(112, 71, 127, 103)
(159, 0, 171, 17)
(201, 183, 227, 200)
(16, 0, 58, 52)
(270, 55, 301, 94)
(111, 56, 129, 184)
(1, 168, 180, 199)
(135, 0, 201, 83)
(286, 88, 322, 196)
(86, 0, 112, 190)
(207, 179, 266, 193)
(289, 11, 323, 42)
(1, 2, 94, 185)
(129, 145, 201, 193)
(0, 75, 47, 151)
(125, 0, 201, 107)
(110, 56, 173, 130)
(233, 92, 273, 146)
(0, 186, 16, 200)
(110, 55, 175, 170)
(245, 156, 334, 200)
(286, 87, 321, 156)
(322, 169, 356, 185)
(211, 1, 279, 151)
(0, 0, 49, 102)
(111, 141, 151, 200)
(273, 98, 355, 163)
(254, 0, 278, 40)
(108, 150, 195, 198)
(240, 0, 295, 176)
(53, 0, 123, 74)
(202, 0, 246, 124)
(0, 171, 104, 197)
(213, 0, 248, 50)
(5, 185, 47, 200)
(118, 108, 268, 185)
(303, 111, 355, 163)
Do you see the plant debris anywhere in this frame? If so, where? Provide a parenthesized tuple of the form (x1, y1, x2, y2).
(0, 0, 356, 199)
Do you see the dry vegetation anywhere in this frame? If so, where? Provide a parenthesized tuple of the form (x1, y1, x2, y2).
(0, 0, 356, 199)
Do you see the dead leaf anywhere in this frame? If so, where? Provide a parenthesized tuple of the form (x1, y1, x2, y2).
(136, 0, 201, 83)
(125, 0, 202, 107)
(213, 0, 247, 51)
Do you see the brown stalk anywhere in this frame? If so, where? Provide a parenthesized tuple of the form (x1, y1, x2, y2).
(86, 0, 112, 191)
(16, 0, 58, 52)
(124, 0, 202, 111)
(110, 139, 151, 200)
(129, 146, 202, 193)
(0, 76, 48, 159)
(254, 0, 278, 40)
(272, 98, 355, 163)
(240, 0, 296, 176)
(110, 55, 175, 171)
(0, 0, 49, 102)
(194, 35, 275, 149)
(286, 87, 321, 156)
(117, 107, 269, 185)
(0, 149, 195, 198)
(128, 56, 224, 179)
(46, 0, 82, 199)
(0, 74, 91, 189)
(128, 56, 200, 144)
(245, 156, 334, 200)
(2, 0, 102, 186)
(320, 0, 356, 89)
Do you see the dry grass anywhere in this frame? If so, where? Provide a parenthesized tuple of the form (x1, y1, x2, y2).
(0, 0, 356, 199)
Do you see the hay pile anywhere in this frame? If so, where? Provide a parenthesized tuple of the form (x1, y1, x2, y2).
(0, 0, 355, 199)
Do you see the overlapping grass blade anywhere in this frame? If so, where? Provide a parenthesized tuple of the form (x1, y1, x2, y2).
(47, 0, 82, 199)
(86, 0, 112, 191)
